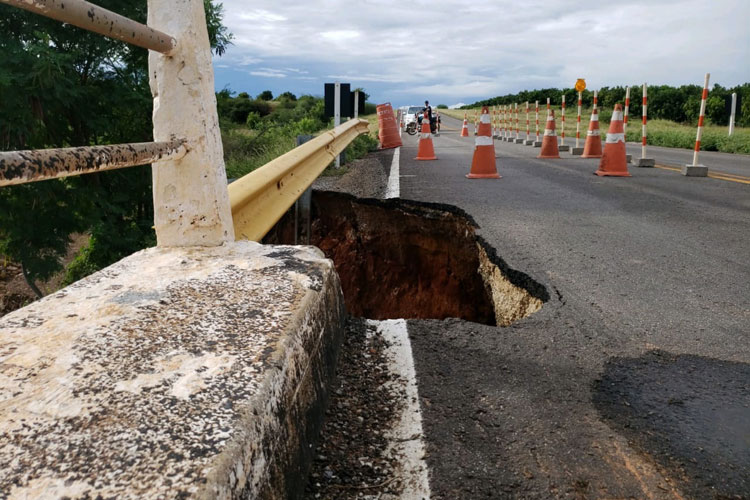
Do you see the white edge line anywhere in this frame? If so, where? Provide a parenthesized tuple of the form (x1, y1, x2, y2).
(386, 147, 400, 199)
(368, 319, 431, 499)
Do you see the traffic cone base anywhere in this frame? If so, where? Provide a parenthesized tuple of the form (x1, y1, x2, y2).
(467, 146, 500, 178)
(595, 142, 630, 175)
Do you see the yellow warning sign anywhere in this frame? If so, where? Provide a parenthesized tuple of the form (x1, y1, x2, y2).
(575, 79, 586, 92)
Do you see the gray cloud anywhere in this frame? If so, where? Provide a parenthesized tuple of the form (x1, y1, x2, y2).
(216, 0, 750, 104)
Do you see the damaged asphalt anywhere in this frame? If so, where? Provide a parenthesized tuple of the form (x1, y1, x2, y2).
(397, 116, 749, 499)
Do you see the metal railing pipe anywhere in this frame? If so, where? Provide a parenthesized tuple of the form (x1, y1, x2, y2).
(229, 118, 370, 242)
(0, 140, 187, 186)
(0, 0, 176, 54)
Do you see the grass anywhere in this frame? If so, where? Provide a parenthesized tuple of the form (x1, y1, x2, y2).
(224, 113, 380, 181)
(224, 129, 296, 180)
(440, 107, 750, 154)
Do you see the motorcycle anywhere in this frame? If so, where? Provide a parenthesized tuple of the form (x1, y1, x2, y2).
(405, 120, 418, 135)
(407, 112, 439, 135)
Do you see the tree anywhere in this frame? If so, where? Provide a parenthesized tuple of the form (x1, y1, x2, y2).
(257, 90, 274, 101)
(0, 1, 232, 296)
(276, 91, 297, 101)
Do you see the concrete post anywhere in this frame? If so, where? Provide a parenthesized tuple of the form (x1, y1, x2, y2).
(354, 90, 359, 118)
(728, 92, 736, 136)
(148, 0, 235, 246)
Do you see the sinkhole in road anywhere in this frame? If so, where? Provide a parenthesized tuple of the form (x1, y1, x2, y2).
(265, 191, 548, 326)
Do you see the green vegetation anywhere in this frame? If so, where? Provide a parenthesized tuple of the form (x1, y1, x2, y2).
(0, 1, 380, 298)
(447, 84, 750, 155)
(0, 1, 231, 295)
(467, 83, 750, 127)
(217, 90, 378, 180)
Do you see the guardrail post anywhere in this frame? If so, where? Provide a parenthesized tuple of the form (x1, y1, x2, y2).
(148, 0, 235, 246)
(294, 135, 314, 245)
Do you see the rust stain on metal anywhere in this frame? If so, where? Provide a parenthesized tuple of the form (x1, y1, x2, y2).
(0, 140, 187, 186)
(0, 0, 177, 54)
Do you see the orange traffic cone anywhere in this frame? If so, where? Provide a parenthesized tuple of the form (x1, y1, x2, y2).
(460, 113, 470, 137)
(466, 106, 500, 179)
(377, 103, 403, 149)
(415, 113, 437, 160)
(595, 104, 631, 177)
(537, 109, 561, 159)
(581, 108, 602, 158)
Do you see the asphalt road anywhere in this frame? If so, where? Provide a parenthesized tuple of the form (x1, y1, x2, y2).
(398, 115, 750, 499)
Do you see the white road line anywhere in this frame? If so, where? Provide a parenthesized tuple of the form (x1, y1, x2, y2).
(386, 147, 400, 199)
(368, 319, 431, 499)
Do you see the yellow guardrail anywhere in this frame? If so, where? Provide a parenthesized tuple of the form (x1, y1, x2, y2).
(229, 118, 370, 241)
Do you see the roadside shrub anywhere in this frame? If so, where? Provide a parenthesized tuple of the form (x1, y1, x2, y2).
(229, 98, 272, 123)
(246, 111, 261, 129)
(343, 133, 379, 165)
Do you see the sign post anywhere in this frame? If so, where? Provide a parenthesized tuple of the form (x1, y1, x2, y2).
(334, 82, 341, 167)
(572, 79, 586, 155)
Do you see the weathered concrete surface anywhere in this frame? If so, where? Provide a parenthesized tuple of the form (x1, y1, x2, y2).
(0, 241, 345, 499)
(148, 0, 235, 246)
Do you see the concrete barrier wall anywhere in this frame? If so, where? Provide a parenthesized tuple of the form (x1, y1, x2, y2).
(0, 241, 345, 499)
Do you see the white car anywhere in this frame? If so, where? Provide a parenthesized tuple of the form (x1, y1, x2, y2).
(401, 106, 424, 130)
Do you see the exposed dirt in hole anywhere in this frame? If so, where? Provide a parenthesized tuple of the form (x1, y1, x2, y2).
(265, 191, 547, 326)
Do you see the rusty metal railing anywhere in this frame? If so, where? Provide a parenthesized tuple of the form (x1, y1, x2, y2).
(0, 0, 176, 54)
(0, 141, 187, 186)
(0, 0, 181, 188)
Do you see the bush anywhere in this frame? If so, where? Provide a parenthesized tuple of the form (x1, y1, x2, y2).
(228, 98, 272, 123)
(246, 111, 261, 129)
(276, 91, 297, 101)
(342, 133, 379, 165)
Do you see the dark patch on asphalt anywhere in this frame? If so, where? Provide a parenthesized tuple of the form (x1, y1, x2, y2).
(593, 350, 750, 499)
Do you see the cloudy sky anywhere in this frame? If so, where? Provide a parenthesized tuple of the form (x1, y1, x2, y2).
(212, 0, 750, 107)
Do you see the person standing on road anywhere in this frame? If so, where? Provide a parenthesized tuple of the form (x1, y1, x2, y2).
(423, 100, 433, 124)
(423, 100, 434, 134)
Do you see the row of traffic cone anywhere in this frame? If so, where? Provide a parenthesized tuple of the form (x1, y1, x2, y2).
(405, 103, 629, 179)
(465, 104, 631, 179)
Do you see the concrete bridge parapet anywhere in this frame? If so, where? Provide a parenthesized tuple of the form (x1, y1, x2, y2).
(0, 241, 345, 499)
